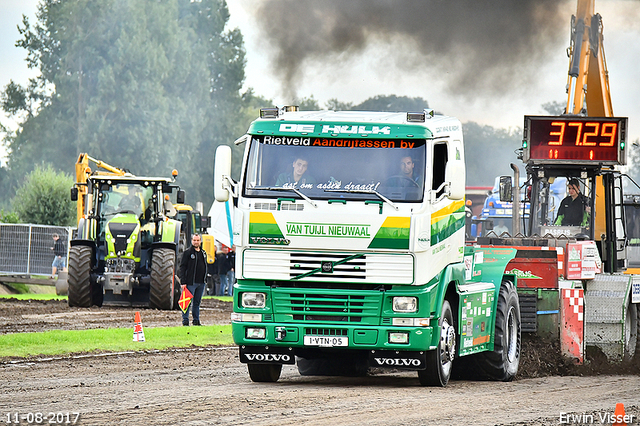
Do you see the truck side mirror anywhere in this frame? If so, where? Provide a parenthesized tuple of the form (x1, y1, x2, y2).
(215, 145, 232, 202)
(70, 187, 78, 202)
(200, 216, 211, 230)
(445, 160, 465, 200)
(176, 190, 185, 204)
(499, 176, 513, 202)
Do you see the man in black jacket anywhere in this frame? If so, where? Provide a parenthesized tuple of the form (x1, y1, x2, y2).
(179, 233, 207, 326)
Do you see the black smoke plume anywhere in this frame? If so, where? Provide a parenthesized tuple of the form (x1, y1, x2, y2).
(253, 0, 569, 101)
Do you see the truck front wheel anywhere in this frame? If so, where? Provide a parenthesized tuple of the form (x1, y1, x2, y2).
(149, 248, 176, 310)
(624, 300, 638, 362)
(418, 299, 455, 386)
(476, 280, 521, 381)
(247, 364, 282, 382)
(68, 246, 93, 308)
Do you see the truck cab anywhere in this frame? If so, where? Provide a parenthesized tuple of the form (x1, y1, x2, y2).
(215, 107, 521, 386)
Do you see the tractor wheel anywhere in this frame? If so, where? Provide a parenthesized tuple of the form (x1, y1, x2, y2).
(624, 299, 638, 362)
(476, 280, 521, 381)
(418, 299, 456, 386)
(67, 246, 93, 307)
(149, 248, 176, 310)
(247, 364, 282, 382)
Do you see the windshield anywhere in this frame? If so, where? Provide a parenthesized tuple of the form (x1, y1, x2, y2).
(624, 200, 640, 267)
(243, 135, 426, 202)
(97, 183, 155, 217)
(529, 175, 592, 237)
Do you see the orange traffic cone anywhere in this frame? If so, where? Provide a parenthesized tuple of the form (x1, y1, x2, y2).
(133, 311, 145, 342)
(613, 403, 627, 426)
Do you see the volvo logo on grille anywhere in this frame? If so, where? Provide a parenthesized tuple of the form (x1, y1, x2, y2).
(321, 261, 333, 273)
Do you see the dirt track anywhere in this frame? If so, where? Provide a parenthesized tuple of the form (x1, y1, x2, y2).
(2, 348, 639, 426)
(1, 297, 639, 425)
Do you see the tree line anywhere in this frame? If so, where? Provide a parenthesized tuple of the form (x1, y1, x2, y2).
(1, 0, 526, 226)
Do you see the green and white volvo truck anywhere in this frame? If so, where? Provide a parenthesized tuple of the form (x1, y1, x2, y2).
(214, 107, 521, 386)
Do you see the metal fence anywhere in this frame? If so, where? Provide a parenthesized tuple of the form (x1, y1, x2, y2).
(0, 224, 73, 276)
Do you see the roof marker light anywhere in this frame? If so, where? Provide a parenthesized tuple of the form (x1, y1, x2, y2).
(407, 112, 425, 122)
(260, 108, 279, 119)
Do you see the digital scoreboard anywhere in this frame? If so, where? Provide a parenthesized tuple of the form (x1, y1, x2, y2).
(523, 116, 627, 165)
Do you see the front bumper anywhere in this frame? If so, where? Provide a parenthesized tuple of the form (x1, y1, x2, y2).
(233, 321, 435, 356)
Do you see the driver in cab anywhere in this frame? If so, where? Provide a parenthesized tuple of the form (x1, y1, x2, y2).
(118, 186, 142, 214)
(555, 179, 590, 227)
(388, 155, 422, 187)
(275, 156, 316, 187)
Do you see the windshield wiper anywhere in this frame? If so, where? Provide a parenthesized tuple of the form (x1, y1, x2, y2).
(252, 186, 317, 208)
(324, 188, 398, 211)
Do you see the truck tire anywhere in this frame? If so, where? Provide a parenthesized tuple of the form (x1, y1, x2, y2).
(624, 300, 638, 362)
(634, 302, 640, 364)
(418, 299, 455, 386)
(476, 280, 521, 381)
(68, 246, 93, 307)
(247, 363, 282, 382)
(149, 248, 176, 310)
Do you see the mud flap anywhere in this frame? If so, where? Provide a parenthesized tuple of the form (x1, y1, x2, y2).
(239, 346, 295, 364)
(369, 350, 427, 370)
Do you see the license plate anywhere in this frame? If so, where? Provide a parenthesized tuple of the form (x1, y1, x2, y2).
(303, 335, 348, 347)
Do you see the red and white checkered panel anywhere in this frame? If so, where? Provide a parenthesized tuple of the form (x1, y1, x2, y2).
(561, 288, 584, 363)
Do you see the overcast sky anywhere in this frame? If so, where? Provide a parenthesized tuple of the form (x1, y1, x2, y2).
(2, 0, 639, 152)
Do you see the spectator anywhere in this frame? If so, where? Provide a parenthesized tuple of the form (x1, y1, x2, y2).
(51, 233, 66, 279)
(178, 233, 208, 326)
(218, 245, 236, 296)
(225, 245, 236, 296)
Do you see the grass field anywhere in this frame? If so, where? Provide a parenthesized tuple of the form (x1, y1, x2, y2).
(0, 293, 66, 300)
(0, 293, 234, 358)
(0, 325, 234, 358)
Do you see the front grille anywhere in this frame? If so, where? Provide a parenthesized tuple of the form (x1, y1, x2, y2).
(106, 258, 136, 273)
(290, 253, 366, 280)
(243, 249, 414, 284)
(273, 289, 381, 324)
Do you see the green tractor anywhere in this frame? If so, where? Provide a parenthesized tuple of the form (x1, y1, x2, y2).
(69, 175, 185, 309)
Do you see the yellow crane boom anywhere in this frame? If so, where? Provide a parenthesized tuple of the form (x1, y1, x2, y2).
(74, 153, 131, 224)
(565, 0, 614, 117)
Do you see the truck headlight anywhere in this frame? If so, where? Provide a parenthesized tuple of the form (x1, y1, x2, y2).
(242, 292, 266, 308)
(389, 332, 409, 344)
(393, 296, 417, 313)
(246, 327, 266, 339)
